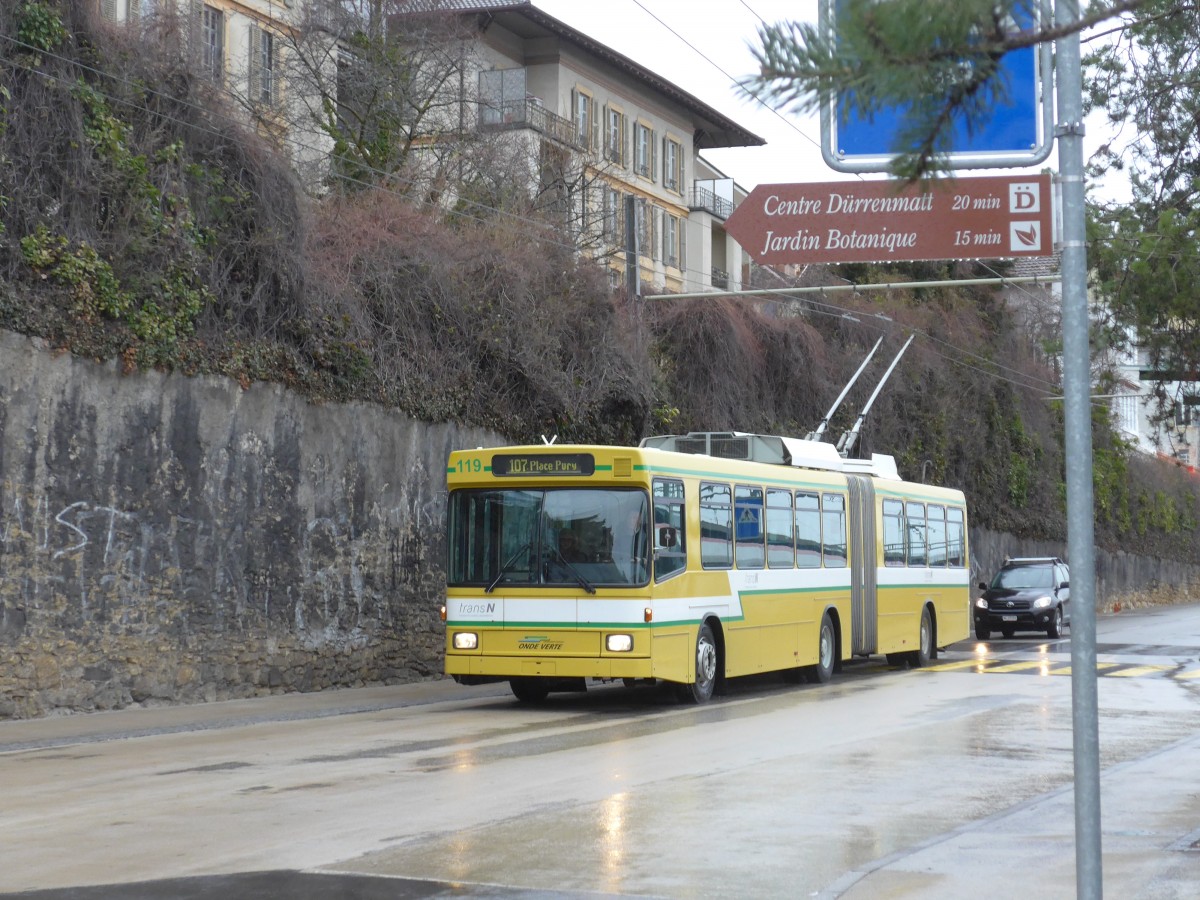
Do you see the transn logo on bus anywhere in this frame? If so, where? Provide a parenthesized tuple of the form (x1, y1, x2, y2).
(458, 602, 496, 615)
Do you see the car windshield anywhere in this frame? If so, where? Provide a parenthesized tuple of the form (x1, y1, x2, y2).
(993, 565, 1054, 590)
(447, 487, 650, 588)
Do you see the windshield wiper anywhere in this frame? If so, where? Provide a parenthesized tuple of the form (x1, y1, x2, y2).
(485, 542, 533, 593)
(550, 545, 596, 594)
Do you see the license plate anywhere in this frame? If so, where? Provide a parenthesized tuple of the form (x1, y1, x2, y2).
(1002, 615, 1017, 622)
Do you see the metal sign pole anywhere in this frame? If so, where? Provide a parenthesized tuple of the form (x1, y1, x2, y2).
(1055, 2, 1103, 896)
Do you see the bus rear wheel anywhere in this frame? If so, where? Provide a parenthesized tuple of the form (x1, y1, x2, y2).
(676, 622, 718, 704)
(809, 612, 835, 684)
(509, 678, 549, 703)
(909, 607, 933, 668)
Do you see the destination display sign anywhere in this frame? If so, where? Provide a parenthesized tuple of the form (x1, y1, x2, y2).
(724, 174, 1054, 266)
(491, 453, 595, 477)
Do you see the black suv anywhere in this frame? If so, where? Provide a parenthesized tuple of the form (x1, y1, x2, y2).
(974, 557, 1070, 640)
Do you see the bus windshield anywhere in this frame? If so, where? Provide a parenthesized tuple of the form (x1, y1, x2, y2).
(448, 488, 650, 589)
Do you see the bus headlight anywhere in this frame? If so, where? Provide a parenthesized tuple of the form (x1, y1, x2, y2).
(453, 632, 479, 650)
(606, 633, 633, 652)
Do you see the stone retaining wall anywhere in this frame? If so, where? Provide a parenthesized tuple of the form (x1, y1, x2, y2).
(0, 331, 502, 718)
(1, 331, 1196, 719)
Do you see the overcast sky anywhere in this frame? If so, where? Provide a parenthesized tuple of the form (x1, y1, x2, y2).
(533, 0, 830, 190)
(532, 0, 1129, 201)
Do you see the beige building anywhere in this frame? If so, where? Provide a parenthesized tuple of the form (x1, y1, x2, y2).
(96, 0, 764, 295)
(462, 1, 762, 294)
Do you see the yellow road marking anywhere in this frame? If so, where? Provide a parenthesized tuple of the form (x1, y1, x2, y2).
(987, 660, 1048, 673)
(1108, 664, 1171, 678)
(924, 660, 985, 672)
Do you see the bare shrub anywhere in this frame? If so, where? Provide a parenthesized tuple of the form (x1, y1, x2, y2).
(304, 190, 652, 440)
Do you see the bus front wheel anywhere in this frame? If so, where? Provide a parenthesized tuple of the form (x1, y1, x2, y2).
(509, 678, 550, 703)
(676, 622, 718, 704)
(810, 613, 835, 684)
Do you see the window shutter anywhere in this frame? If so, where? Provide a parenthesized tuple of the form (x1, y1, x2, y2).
(602, 104, 610, 156)
(650, 130, 657, 182)
(248, 24, 261, 104)
(591, 105, 600, 154)
(570, 88, 578, 141)
(622, 118, 628, 169)
(680, 217, 687, 273)
(652, 208, 660, 260)
(101, 0, 118, 21)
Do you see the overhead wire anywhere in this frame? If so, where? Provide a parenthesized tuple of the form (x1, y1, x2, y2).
(627, 0, 839, 161)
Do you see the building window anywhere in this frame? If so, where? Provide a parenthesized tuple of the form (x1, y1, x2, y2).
(664, 214, 680, 268)
(572, 88, 596, 151)
(605, 105, 626, 166)
(478, 67, 526, 126)
(636, 198, 653, 257)
(663, 137, 683, 191)
(248, 25, 276, 107)
(603, 187, 624, 243)
(634, 122, 655, 178)
(200, 6, 224, 84)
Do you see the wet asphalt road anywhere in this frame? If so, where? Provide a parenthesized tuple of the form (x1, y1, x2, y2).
(3, 604, 1200, 899)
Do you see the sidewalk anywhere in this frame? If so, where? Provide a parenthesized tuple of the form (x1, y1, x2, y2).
(0, 678, 505, 753)
(831, 730, 1200, 900)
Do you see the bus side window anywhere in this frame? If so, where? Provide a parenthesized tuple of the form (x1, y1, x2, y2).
(946, 507, 965, 567)
(653, 479, 687, 580)
(795, 492, 821, 568)
(766, 489, 794, 568)
(822, 493, 847, 568)
(883, 499, 905, 566)
(700, 482, 732, 569)
(734, 484, 765, 569)
(927, 505, 947, 566)
(906, 501, 927, 567)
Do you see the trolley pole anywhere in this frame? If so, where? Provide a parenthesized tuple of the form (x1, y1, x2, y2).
(1055, 2, 1103, 896)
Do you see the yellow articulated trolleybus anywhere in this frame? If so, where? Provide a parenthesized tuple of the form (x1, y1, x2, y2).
(442, 431, 970, 703)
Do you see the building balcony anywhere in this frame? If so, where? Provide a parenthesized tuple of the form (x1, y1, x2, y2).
(478, 99, 581, 149)
(689, 184, 733, 220)
(711, 267, 729, 290)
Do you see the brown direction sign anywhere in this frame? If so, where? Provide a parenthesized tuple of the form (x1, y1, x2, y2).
(724, 174, 1054, 266)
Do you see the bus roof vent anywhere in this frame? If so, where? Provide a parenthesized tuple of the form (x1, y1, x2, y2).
(676, 436, 710, 456)
(641, 432, 899, 477)
(710, 433, 750, 460)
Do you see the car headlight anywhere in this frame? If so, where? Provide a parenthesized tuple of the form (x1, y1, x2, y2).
(606, 633, 633, 652)
(1032, 596, 1053, 610)
(452, 632, 479, 650)
(974, 598, 989, 609)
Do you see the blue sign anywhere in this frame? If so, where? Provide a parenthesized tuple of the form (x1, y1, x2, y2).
(820, 1, 1053, 173)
